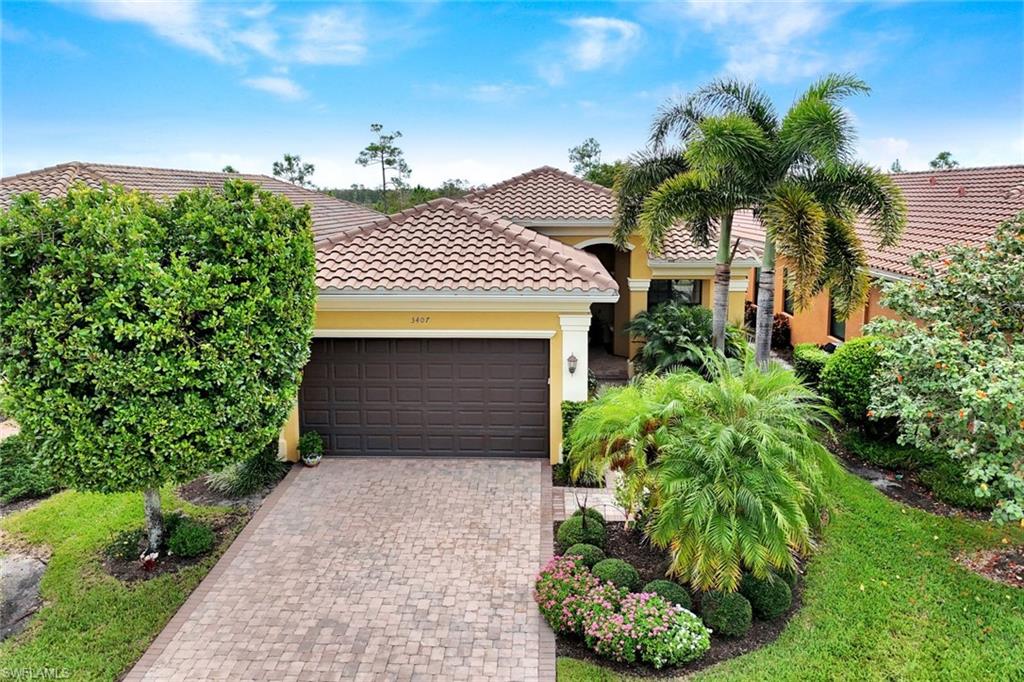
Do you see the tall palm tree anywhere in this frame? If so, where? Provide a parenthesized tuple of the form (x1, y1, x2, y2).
(684, 75, 907, 365)
(617, 76, 906, 365)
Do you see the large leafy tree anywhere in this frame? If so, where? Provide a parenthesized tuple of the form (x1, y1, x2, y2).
(568, 137, 625, 188)
(569, 353, 838, 591)
(867, 213, 1024, 523)
(0, 181, 316, 551)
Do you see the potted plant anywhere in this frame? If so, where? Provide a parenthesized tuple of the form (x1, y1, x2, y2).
(298, 431, 324, 467)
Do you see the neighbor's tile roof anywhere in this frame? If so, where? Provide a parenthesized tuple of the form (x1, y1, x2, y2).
(730, 165, 1024, 278)
(655, 225, 761, 263)
(0, 162, 381, 243)
(316, 198, 618, 296)
(463, 165, 616, 222)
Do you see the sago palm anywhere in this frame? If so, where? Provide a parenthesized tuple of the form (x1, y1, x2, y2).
(648, 352, 839, 592)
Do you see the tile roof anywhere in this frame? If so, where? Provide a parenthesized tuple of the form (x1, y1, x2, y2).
(0, 162, 381, 243)
(730, 165, 1024, 278)
(463, 166, 616, 222)
(316, 198, 618, 296)
(655, 224, 761, 263)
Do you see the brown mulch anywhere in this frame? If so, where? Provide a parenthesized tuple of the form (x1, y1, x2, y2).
(102, 510, 248, 583)
(957, 546, 1024, 589)
(554, 521, 803, 678)
(176, 471, 287, 510)
(825, 432, 988, 520)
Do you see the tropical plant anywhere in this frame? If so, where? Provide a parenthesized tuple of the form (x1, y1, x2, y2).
(208, 439, 289, 497)
(626, 302, 746, 374)
(929, 151, 959, 170)
(866, 213, 1024, 523)
(650, 354, 838, 590)
(571, 353, 838, 591)
(666, 74, 906, 366)
(0, 181, 316, 551)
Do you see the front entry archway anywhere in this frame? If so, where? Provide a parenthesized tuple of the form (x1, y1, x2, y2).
(582, 242, 631, 382)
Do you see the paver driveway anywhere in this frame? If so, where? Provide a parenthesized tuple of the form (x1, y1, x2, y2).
(127, 458, 555, 681)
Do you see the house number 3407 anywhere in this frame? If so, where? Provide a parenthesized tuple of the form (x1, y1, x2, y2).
(411, 316, 431, 324)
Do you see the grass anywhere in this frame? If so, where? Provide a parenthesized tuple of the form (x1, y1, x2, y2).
(0, 488, 238, 681)
(557, 469, 1024, 681)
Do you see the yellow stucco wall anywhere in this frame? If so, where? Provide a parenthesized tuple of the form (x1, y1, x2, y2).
(282, 309, 568, 464)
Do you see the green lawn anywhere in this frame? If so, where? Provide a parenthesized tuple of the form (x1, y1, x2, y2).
(0, 489, 238, 681)
(558, 469, 1024, 681)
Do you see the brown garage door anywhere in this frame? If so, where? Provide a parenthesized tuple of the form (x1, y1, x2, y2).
(299, 338, 549, 457)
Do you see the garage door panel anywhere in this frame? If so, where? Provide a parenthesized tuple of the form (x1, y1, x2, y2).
(300, 338, 548, 458)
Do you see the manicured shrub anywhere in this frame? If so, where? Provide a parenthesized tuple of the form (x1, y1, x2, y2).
(534, 555, 623, 635)
(0, 433, 58, 503)
(700, 590, 753, 637)
(771, 313, 791, 349)
(105, 528, 146, 562)
(208, 439, 288, 497)
(778, 569, 799, 590)
(571, 506, 605, 524)
(584, 592, 710, 667)
(819, 336, 883, 426)
(919, 457, 993, 510)
(562, 400, 588, 437)
(556, 514, 606, 551)
(792, 343, 829, 386)
(564, 543, 606, 568)
(643, 580, 692, 610)
(592, 558, 641, 591)
(167, 518, 216, 558)
(739, 573, 793, 620)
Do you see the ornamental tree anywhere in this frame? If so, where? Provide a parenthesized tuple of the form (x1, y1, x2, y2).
(0, 181, 316, 550)
(866, 212, 1024, 523)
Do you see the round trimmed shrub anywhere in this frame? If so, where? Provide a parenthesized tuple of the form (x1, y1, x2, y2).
(564, 543, 606, 568)
(556, 514, 606, 551)
(571, 506, 606, 525)
(778, 569, 799, 590)
(700, 591, 752, 637)
(819, 336, 883, 426)
(167, 519, 216, 558)
(592, 558, 641, 591)
(739, 573, 792, 620)
(643, 580, 692, 610)
(792, 343, 829, 386)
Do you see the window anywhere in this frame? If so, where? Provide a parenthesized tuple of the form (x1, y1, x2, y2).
(648, 279, 703, 307)
(782, 268, 794, 315)
(829, 296, 846, 340)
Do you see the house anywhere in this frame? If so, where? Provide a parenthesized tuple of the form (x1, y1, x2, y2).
(0, 162, 754, 464)
(732, 165, 1024, 346)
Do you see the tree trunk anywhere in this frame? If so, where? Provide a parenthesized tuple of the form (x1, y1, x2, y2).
(380, 155, 387, 212)
(754, 236, 777, 367)
(711, 213, 734, 352)
(143, 488, 164, 554)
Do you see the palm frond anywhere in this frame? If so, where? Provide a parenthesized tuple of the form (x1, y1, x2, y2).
(689, 78, 780, 138)
(818, 216, 871, 316)
(812, 162, 907, 248)
(636, 170, 727, 255)
(685, 113, 773, 186)
(612, 150, 689, 246)
(779, 96, 857, 168)
(760, 181, 827, 310)
(803, 72, 870, 103)
(650, 95, 705, 149)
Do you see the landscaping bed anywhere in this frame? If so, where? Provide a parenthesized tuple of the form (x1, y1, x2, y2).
(550, 520, 803, 678)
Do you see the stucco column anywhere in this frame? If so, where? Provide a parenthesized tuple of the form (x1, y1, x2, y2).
(728, 277, 749, 326)
(626, 278, 650, 360)
(559, 314, 591, 401)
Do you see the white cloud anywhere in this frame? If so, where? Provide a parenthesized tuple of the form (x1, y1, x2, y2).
(1, 20, 83, 56)
(466, 83, 534, 103)
(85, 0, 225, 60)
(539, 16, 643, 85)
(242, 76, 307, 101)
(667, 1, 845, 83)
(292, 8, 367, 65)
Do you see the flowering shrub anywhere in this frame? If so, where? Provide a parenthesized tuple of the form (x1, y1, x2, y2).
(534, 556, 624, 634)
(866, 213, 1024, 523)
(584, 593, 710, 668)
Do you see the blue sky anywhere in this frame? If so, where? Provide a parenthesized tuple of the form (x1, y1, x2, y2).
(3, 1, 1022, 188)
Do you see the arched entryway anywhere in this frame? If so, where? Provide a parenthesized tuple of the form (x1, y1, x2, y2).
(581, 241, 630, 382)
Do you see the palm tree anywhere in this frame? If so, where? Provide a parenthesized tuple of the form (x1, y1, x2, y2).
(651, 353, 838, 591)
(613, 84, 771, 352)
(682, 74, 907, 365)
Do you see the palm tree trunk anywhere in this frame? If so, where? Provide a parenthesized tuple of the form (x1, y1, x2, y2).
(754, 236, 777, 367)
(711, 213, 734, 352)
(143, 488, 164, 554)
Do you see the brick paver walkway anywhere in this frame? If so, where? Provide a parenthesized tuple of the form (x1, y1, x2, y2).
(127, 459, 555, 681)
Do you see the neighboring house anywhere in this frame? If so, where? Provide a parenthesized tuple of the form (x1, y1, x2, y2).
(1, 163, 754, 464)
(732, 165, 1024, 346)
